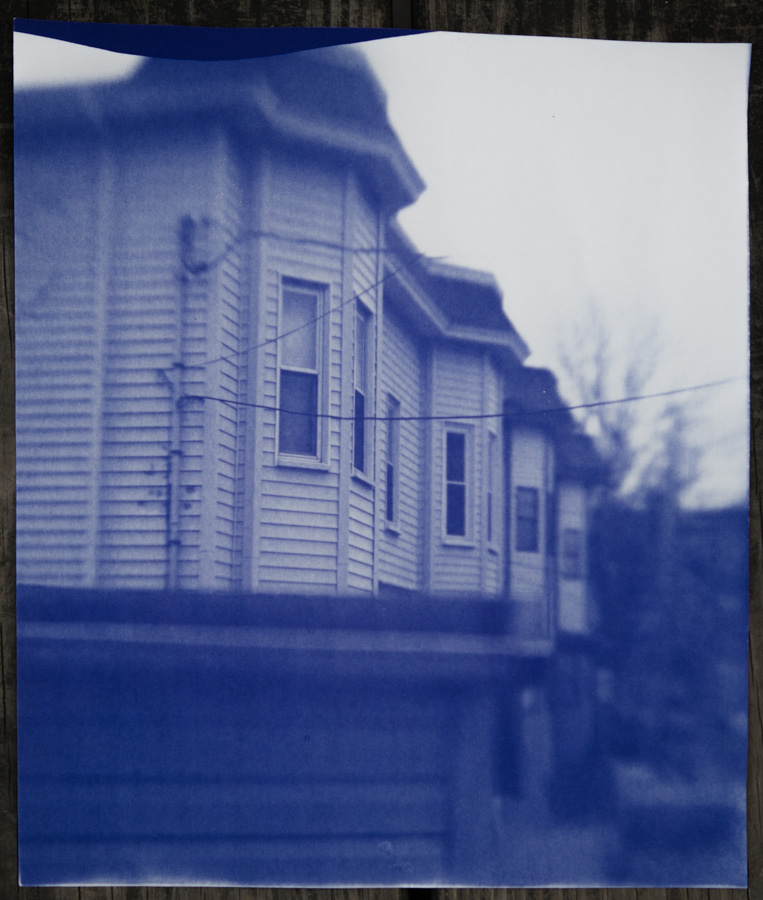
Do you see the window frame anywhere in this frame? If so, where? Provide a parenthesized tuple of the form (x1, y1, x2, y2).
(353, 300, 373, 476)
(385, 394, 401, 532)
(515, 485, 540, 553)
(442, 424, 474, 545)
(486, 431, 498, 550)
(561, 527, 585, 580)
(275, 277, 328, 468)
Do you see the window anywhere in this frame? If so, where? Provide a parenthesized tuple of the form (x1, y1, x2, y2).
(278, 282, 320, 457)
(386, 395, 400, 526)
(546, 490, 557, 557)
(487, 432, 497, 544)
(515, 486, 539, 552)
(561, 528, 584, 579)
(354, 302, 371, 473)
(445, 430, 468, 537)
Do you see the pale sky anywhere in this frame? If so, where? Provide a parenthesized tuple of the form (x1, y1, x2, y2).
(14, 30, 751, 507)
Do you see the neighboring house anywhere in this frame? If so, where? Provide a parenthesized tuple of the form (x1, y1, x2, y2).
(15, 48, 602, 641)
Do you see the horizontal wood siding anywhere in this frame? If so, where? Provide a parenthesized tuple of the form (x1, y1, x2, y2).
(377, 306, 425, 591)
(557, 482, 588, 634)
(15, 139, 101, 586)
(430, 345, 485, 595)
(98, 130, 217, 589)
(347, 185, 377, 593)
(255, 154, 346, 591)
(509, 427, 547, 603)
(204, 136, 246, 591)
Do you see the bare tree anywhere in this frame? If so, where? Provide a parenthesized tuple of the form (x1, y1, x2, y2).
(555, 300, 699, 504)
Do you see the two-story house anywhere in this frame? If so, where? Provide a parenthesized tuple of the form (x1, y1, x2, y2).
(15, 46, 601, 636)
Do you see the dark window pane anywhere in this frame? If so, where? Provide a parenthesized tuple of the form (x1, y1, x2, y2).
(515, 486, 539, 552)
(562, 528, 583, 578)
(386, 462, 395, 521)
(516, 517, 538, 552)
(447, 483, 466, 536)
(516, 486, 538, 518)
(279, 370, 318, 456)
(354, 389, 365, 472)
(355, 304, 367, 392)
(446, 432, 465, 482)
(546, 491, 557, 556)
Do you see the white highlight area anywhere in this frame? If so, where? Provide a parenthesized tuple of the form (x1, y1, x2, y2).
(14, 32, 144, 88)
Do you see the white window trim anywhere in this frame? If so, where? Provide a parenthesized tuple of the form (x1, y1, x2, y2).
(384, 394, 401, 534)
(486, 429, 499, 552)
(561, 526, 586, 580)
(442, 423, 475, 547)
(352, 299, 374, 480)
(514, 484, 541, 554)
(275, 276, 330, 470)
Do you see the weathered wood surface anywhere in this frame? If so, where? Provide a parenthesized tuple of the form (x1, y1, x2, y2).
(1, 1, 761, 900)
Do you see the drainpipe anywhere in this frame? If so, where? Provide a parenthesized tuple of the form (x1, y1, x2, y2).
(157, 215, 198, 591)
(157, 362, 184, 591)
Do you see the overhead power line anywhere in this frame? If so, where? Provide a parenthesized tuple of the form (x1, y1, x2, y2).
(200, 247, 434, 371)
(183, 375, 746, 423)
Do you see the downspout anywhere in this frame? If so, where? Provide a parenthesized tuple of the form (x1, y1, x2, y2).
(158, 362, 184, 592)
(158, 215, 196, 591)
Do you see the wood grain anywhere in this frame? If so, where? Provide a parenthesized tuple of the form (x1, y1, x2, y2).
(1, 1, 760, 899)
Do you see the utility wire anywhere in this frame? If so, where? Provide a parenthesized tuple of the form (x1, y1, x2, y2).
(183, 375, 746, 423)
(183, 224, 409, 278)
(200, 248, 434, 371)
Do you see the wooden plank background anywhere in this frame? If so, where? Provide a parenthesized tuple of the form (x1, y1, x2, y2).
(0, 1, 760, 899)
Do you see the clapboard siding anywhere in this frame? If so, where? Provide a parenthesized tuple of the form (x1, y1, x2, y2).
(16, 114, 526, 604)
(202, 133, 246, 590)
(351, 183, 379, 305)
(346, 183, 379, 592)
(509, 427, 548, 602)
(98, 130, 218, 589)
(377, 306, 425, 590)
(253, 154, 347, 590)
(266, 152, 344, 247)
(15, 137, 103, 586)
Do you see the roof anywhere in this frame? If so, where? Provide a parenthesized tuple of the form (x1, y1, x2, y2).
(423, 258, 513, 331)
(383, 220, 530, 364)
(14, 46, 425, 213)
(503, 367, 607, 482)
(504, 367, 574, 424)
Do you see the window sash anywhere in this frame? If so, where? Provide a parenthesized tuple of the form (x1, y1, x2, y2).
(561, 527, 584, 579)
(353, 302, 371, 473)
(278, 281, 321, 459)
(355, 305, 367, 393)
(445, 430, 467, 537)
(353, 389, 366, 472)
(278, 370, 318, 456)
(487, 433, 497, 544)
(281, 288, 317, 369)
(515, 486, 539, 552)
(386, 396, 400, 524)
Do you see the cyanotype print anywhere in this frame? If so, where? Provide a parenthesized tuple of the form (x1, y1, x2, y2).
(14, 22, 750, 886)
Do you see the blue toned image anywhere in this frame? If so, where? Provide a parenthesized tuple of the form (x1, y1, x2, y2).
(14, 23, 749, 887)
